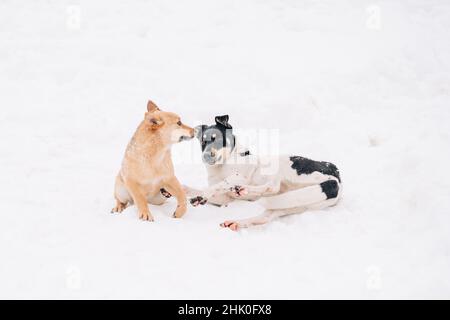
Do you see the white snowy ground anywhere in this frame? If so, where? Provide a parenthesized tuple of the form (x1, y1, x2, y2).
(1, 0, 450, 299)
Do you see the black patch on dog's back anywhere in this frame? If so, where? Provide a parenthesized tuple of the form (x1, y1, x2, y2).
(320, 180, 339, 199)
(290, 156, 341, 182)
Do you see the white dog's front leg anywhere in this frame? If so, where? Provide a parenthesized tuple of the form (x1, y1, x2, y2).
(183, 185, 202, 198)
(207, 193, 233, 207)
(189, 175, 247, 207)
(232, 180, 281, 198)
(202, 181, 233, 199)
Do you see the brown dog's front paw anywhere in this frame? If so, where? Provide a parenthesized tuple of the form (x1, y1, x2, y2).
(173, 206, 187, 219)
(160, 188, 172, 198)
(111, 207, 120, 214)
(189, 196, 207, 207)
(139, 211, 154, 222)
(111, 201, 127, 214)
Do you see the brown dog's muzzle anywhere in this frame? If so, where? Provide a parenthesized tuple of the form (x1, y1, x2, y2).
(179, 129, 194, 142)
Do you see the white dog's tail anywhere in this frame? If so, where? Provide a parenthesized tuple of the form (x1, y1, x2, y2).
(258, 179, 341, 210)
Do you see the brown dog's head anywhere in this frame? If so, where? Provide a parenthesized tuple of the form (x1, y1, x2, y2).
(144, 100, 195, 144)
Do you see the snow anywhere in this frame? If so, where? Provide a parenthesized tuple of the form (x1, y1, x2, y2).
(1, 0, 450, 299)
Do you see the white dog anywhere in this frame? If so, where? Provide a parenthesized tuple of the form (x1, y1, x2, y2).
(186, 115, 342, 231)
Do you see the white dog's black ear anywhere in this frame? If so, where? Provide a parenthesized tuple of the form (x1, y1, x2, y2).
(215, 115, 231, 129)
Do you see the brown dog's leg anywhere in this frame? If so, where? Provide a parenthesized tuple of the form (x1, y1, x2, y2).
(125, 180, 154, 221)
(111, 198, 128, 213)
(164, 177, 187, 218)
(112, 173, 131, 213)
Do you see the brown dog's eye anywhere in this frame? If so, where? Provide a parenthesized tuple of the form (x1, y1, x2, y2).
(177, 121, 182, 126)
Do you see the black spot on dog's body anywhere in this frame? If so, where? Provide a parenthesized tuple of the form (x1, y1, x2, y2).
(290, 156, 341, 182)
(240, 150, 251, 157)
(320, 180, 339, 199)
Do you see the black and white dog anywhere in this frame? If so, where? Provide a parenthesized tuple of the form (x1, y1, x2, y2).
(186, 115, 342, 231)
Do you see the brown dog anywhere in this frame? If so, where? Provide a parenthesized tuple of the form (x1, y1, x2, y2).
(111, 100, 195, 221)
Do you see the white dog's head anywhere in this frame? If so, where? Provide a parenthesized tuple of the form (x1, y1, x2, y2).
(194, 115, 235, 165)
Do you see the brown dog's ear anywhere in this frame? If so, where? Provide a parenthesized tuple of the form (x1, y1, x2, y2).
(148, 116, 164, 129)
(147, 100, 160, 113)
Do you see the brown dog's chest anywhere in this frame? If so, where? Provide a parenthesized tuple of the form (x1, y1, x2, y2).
(124, 154, 172, 177)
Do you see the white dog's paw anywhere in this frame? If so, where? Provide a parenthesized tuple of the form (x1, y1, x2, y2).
(230, 186, 248, 197)
(220, 220, 240, 231)
(189, 196, 207, 207)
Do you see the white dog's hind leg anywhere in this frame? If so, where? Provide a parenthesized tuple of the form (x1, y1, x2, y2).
(258, 179, 340, 210)
(221, 207, 306, 231)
